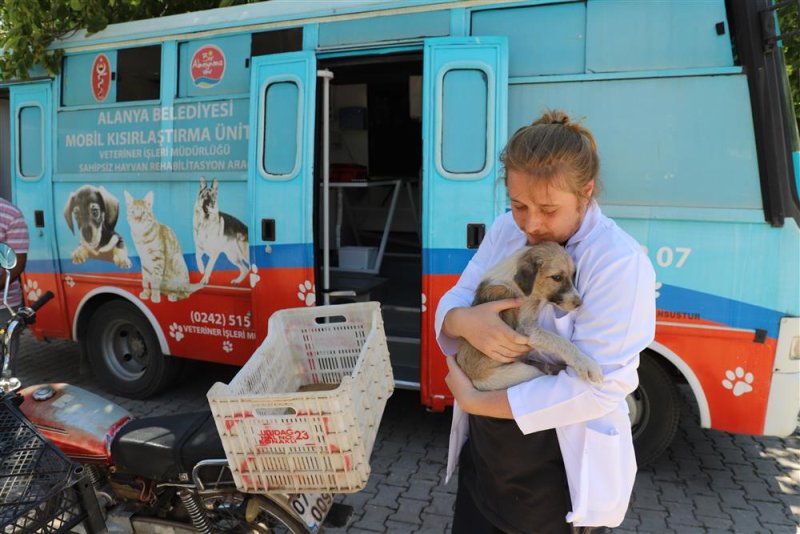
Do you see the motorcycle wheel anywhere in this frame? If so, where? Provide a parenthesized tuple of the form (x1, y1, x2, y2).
(86, 300, 181, 399)
(203, 493, 308, 533)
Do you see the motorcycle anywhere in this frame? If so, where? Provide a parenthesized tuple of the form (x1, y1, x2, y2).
(0, 242, 357, 533)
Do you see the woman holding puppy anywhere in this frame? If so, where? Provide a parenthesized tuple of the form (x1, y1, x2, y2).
(436, 110, 656, 534)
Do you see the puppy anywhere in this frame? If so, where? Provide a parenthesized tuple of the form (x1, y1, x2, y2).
(64, 185, 131, 268)
(456, 242, 602, 391)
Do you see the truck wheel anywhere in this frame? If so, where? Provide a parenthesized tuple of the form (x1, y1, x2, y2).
(628, 352, 680, 466)
(86, 300, 180, 399)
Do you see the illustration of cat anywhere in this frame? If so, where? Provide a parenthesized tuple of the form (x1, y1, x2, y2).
(124, 191, 193, 303)
(193, 177, 250, 285)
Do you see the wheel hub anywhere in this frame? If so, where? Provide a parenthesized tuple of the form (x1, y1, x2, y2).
(103, 321, 148, 380)
(627, 387, 648, 440)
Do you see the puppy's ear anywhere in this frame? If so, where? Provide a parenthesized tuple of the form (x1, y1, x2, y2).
(63, 191, 78, 234)
(199, 176, 206, 189)
(514, 256, 540, 296)
(124, 191, 133, 206)
(98, 186, 119, 228)
(211, 178, 218, 191)
(144, 191, 154, 209)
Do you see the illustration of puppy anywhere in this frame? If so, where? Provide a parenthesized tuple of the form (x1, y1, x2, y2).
(64, 185, 132, 269)
(456, 242, 603, 391)
(193, 177, 250, 285)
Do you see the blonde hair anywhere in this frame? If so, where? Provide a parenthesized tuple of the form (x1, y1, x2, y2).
(500, 110, 600, 200)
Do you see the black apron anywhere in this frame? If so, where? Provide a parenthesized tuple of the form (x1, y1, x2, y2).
(458, 414, 572, 534)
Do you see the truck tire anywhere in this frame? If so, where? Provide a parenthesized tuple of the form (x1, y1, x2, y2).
(628, 352, 680, 466)
(86, 300, 181, 399)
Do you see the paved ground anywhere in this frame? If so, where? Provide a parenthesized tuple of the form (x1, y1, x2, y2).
(12, 334, 800, 533)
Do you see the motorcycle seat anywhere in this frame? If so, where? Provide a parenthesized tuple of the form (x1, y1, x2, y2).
(110, 410, 227, 481)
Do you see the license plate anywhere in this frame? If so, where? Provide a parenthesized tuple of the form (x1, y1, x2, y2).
(287, 492, 334, 532)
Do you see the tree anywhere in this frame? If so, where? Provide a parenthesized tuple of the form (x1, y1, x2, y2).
(777, 1, 799, 124)
(0, 0, 252, 80)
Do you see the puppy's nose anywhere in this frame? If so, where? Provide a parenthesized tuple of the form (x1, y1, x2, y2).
(572, 296, 583, 308)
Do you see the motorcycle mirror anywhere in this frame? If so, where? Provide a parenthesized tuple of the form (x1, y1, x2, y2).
(0, 242, 16, 311)
(0, 243, 16, 271)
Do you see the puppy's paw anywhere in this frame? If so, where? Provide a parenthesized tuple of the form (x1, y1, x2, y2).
(575, 357, 604, 385)
(114, 255, 132, 269)
(71, 247, 88, 264)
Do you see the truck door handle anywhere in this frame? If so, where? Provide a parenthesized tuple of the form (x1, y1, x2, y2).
(261, 219, 276, 241)
(467, 223, 485, 249)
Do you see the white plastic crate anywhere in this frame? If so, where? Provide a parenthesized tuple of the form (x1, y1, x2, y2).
(207, 302, 394, 494)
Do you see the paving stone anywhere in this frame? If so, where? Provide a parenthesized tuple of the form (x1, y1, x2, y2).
(665, 506, 704, 528)
(417, 513, 451, 533)
(718, 488, 754, 509)
(725, 507, 766, 532)
(629, 488, 666, 511)
(636, 509, 669, 531)
(741, 480, 784, 503)
(761, 522, 799, 534)
(350, 504, 394, 532)
(746, 501, 797, 526)
(426, 490, 456, 517)
(657, 481, 689, 503)
(402, 480, 437, 501)
(691, 495, 728, 518)
(369, 483, 403, 509)
(695, 513, 734, 530)
(387, 497, 426, 525)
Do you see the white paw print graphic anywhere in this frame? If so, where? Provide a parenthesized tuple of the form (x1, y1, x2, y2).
(264, 244, 272, 254)
(24, 280, 41, 302)
(297, 281, 316, 306)
(168, 323, 184, 341)
(421, 293, 427, 313)
(222, 340, 233, 353)
(249, 264, 261, 288)
(655, 281, 662, 299)
(64, 275, 75, 288)
(722, 367, 754, 397)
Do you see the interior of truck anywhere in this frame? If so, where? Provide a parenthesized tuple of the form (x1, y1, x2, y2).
(315, 53, 424, 385)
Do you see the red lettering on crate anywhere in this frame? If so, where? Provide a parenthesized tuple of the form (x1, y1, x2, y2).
(239, 455, 256, 489)
(258, 427, 311, 446)
(224, 410, 254, 431)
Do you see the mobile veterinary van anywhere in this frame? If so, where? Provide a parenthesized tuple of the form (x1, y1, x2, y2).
(4, 0, 798, 464)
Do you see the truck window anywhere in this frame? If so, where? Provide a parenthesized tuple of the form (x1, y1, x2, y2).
(252, 28, 303, 56)
(17, 105, 43, 179)
(440, 68, 489, 178)
(263, 81, 300, 178)
(116, 45, 161, 102)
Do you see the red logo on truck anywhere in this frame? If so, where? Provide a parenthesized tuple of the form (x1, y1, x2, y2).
(91, 54, 111, 102)
(191, 45, 225, 88)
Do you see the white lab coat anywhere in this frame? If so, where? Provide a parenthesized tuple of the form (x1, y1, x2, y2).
(435, 201, 656, 528)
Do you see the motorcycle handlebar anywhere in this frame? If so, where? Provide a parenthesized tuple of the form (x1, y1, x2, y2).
(29, 291, 54, 313)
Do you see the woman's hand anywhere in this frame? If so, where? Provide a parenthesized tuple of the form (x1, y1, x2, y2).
(445, 357, 513, 419)
(443, 299, 530, 363)
(444, 355, 478, 408)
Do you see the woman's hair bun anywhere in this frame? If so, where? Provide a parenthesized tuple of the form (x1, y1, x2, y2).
(533, 109, 571, 126)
